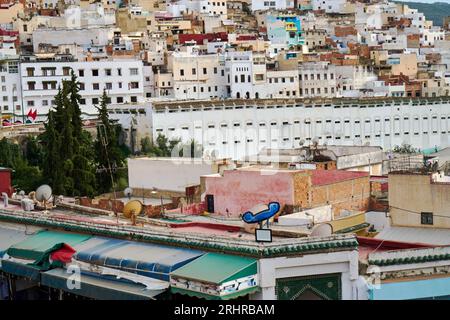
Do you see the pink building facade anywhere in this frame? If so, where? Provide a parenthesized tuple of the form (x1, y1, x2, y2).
(202, 169, 297, 217)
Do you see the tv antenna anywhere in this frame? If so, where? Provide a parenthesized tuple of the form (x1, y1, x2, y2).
(98, 123, 119, 222)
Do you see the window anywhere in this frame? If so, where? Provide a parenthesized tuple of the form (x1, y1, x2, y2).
(214, 67, 217, 74)
(130, 68, 139, 75)
(105, 69, 112, 76)
(92, 98, 99, 104)
(92, 69, 99, 76)
(41, 67, 55, 76)
(26, 68, 34, 77)
(117, 97, 124, 103)
(192, 68, 196, 75)
(63, 67, 71, 76)
(93, 83, 100, 90)
(78, 69, 84, 77)
(130, 96, 137, 103)
(27, 100, 34, 107)
(129, 82, 139, 89)
(421, 212, 433, 225)
(118, 68, 122, 76)
(79, 83, 85, 90)
(105, 83, 112, 90)
(180, 69, 184, 76)
(27, 82, 35, 90)
(203, 67, 207, 75)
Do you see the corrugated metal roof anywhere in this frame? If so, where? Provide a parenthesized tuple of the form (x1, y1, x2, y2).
(375, 226, 450, 246)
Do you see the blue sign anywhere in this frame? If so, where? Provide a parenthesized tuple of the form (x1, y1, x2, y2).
(242, 202, 280, 224)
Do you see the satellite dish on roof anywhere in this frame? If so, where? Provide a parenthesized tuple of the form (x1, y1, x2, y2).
(35, 184, 52, 213)
(124, 187, 133, 199)
(35, 184, 52, 202)
(123, 200, 143, 219)
(310, 223, 333, 237)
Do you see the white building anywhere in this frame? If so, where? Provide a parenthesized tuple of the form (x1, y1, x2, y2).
(169, 48, 228, 100)
(150, 97, 450, 160)
(0, 55, 21, 123)
(19, 58, 145, 120)
(251, 0, 294, 12)
(298, 61, 337, 98)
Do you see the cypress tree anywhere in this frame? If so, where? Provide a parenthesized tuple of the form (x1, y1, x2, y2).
(94, 89, 126, 193)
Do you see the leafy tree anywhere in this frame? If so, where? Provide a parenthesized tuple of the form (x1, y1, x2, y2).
(23, 136, 44, 167)
(0, 138, 43, 193)
(140, 134, 181, 157)
(393, 143, 418, 154)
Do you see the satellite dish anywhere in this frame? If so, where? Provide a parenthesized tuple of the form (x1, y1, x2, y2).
(310, 223, 333, 237)
(35, 185, 52, 202)
(124, 187, 133, 199)
(299, 139, 305, 146)
(312, 137, 319, 147)
(123, 200, 143, 219)
(18, 190, 25, 196)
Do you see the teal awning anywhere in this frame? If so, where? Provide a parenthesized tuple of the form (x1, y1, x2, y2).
(0, 224, 40, 258)
(170, 253, 257, 285)
(6, 230, 91, 269)
(1, 260, 41, 281)
(41, 268, 165, 300)
(170, 253, 259, 300)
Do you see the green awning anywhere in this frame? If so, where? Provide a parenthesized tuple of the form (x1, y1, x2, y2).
(0, 260, 41, 281)
(41, 268, 165, 300)
(170, 253, 259, 300)
(170, 253, 257, 285)
(6, 230, 91, 269)
(171, 286, 260, 300)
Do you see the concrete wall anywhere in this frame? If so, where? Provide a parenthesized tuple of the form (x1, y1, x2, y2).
(389, 173, 450, 229)
(203, 169, 295, 216)
(311, 176, 371, 217)
(255, 249, 360, 300)
(128, 157, 223, 193)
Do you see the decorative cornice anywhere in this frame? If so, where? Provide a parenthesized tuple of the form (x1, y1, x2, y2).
(368, 246, 450, 267)
(0, 209, 358, 258)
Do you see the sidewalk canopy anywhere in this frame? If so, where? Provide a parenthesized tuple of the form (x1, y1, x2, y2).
(2, 230, 91, 279)
(72, 237, 204, 282)
(170, 253, 259, 300)
(41, 268, 165, 300)
(0, 225, 39, 258)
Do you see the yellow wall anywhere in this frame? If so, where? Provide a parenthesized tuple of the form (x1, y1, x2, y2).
(389, 173, 450, 229)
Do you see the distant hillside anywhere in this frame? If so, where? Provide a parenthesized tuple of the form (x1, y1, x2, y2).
(394, 1, 450, 26)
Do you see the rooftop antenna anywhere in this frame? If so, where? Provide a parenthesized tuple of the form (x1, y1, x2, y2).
(97, 123, 119, 223)
(35, 184, 52, 214)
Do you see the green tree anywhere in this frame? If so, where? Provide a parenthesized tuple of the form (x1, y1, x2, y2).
(94, 90, 127, 194)
(0, 138, 43, 193)
(393, 143, 418, 154)
(40, 74, 96, 197)
(140, 134, 181, 157)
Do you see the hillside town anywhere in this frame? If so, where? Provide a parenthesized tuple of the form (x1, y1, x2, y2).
(0, 0, 449, 302)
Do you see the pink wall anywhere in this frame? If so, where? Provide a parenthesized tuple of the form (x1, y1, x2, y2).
(204, 170, 295, 217)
